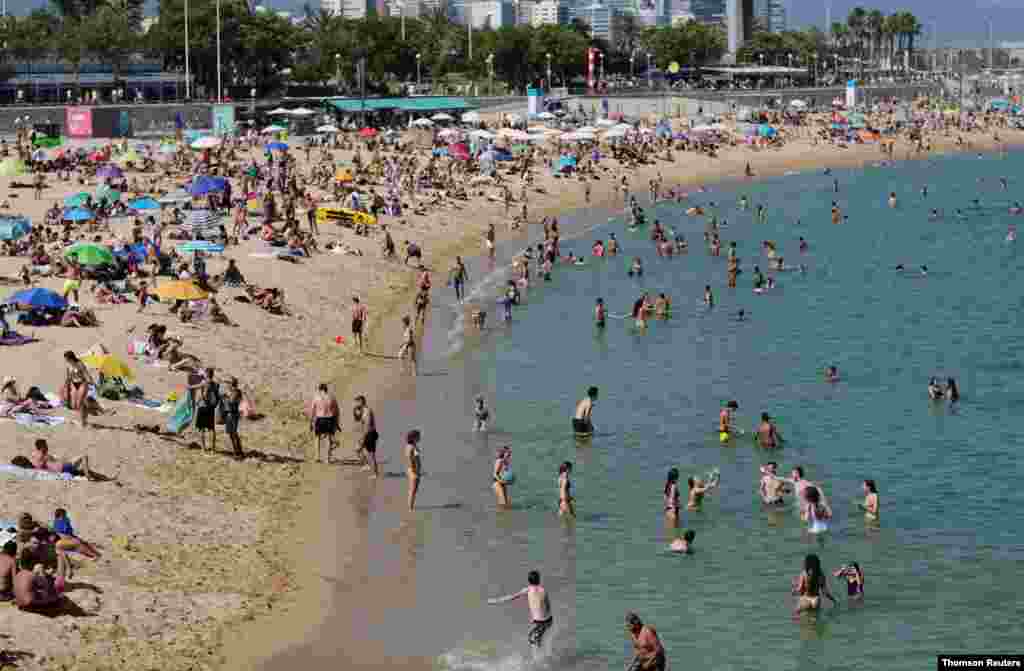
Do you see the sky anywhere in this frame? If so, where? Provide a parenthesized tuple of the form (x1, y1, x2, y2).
(9, 0, 1024, 46)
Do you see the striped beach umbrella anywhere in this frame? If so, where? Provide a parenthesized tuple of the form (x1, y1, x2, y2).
(158, 190, 192, 204)
(184, 210, 222, 239)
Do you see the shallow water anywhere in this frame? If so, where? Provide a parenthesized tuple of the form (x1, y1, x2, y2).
(317, 151, 1024, 671)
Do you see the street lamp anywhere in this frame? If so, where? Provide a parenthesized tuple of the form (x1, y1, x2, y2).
(630, 53, 635, 77)
(546, 52, 552, 91)
(416, 52, 422, 86)
(646, 53, 652, 88)
(335, 54, 341, 95)
(834, 54, 840, 77)
(598, 52, 604, 84)
(486, 54, 495, 96)
(812, 53, 818, 85)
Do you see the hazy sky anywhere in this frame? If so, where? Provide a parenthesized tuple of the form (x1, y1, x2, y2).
(10, 0, 1023, 45)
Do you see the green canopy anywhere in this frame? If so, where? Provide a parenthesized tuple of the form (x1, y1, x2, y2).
(64, 243, 114, 266)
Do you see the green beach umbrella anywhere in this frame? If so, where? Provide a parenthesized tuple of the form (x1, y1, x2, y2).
(64, 243, 114, 266)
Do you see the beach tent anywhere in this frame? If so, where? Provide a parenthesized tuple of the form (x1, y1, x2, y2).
(0, 158, 27, 177)
(0, 216, 31, 241)
(5, 287, 67, 309)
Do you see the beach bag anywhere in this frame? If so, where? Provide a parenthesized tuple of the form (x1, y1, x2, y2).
(166, 391, 194, 434)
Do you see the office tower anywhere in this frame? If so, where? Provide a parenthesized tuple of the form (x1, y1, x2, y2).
(469, 0, 515, 28)
(532, 0, 570, 25)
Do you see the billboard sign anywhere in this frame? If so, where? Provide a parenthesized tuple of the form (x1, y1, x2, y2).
(65, 107, 93, 138)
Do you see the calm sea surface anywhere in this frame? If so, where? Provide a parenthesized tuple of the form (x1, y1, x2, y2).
(318, 151, 1024, 671)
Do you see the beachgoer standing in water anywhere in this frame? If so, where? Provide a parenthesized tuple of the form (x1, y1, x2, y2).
(308, 383, 340, 463)
(352, 394, 378, 477)
(405, 429, 422, 511)
(664, 468, 681, 527)
(759, 462, 790, 505)
(573, 386, 597, 436)
(792, 554, 837, 615)
(488, 570, 553, 649)
(595, 298, 606, 329)
(859, 479, 879, 520)
(492, 446, 512, 507)
(350, 296, 368, 353)
(558, 462, 575, 517)
(719, 400, 738, 440)
(626, 612, 666, 671)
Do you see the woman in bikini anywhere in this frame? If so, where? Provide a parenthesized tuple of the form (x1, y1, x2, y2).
(492, 446, 511, 507)
(802, 486, 832, 534)
(833, 563, 865, 602)
(62, 351, 94, 428)
(859, 479, 880, 520)
(792, 553, 837, 614)
(663, 468, 681, 528)
(405, 429, 423, 511)
(558, 462, 575, 517)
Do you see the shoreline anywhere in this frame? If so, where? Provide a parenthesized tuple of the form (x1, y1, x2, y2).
(216, 129, 1024, 671)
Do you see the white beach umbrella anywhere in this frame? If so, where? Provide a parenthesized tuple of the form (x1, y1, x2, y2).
(504, 113, 523, 123)
(438, 128, 463, 139)
(190, 136, 222, 150)
(789, 99, 807, 109)
(470, 129, 496, 140)
(431, 112, 454, 121)
(411, 118, 435, 127)
(604, 128, 628, 138)
(576, 125, 599, 134)
(316, 124, 340, 133)
(536, 111, 556, 120)
(612, 123, 633, 132)
(267, 107, 291, 115)
(461, 111, 481, 123)
(289, 107, 317, 116)
(158, 190, 193, 204)
(262, 125, 287, 133)
(596, 118, 617, 127)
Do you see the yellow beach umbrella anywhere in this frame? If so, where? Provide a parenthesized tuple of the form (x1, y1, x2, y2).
(81, 353, 135, 381)
(150, 280, 209, 301)
(335, 168, 354, 183)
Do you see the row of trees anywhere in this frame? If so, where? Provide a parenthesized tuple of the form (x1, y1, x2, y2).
(0, 0, 923, 97)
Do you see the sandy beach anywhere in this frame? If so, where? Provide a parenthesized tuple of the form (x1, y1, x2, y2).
(0, 104, 1018, 670)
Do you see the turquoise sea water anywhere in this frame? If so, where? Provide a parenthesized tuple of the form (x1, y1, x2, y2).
(297, 151, 1024, 671)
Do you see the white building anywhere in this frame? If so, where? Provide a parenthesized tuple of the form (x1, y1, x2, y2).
(573, 2, 613, 41)
(532, 0, 569, 25)
(469, 0, 515, 28)
(321, 0, 375, 19)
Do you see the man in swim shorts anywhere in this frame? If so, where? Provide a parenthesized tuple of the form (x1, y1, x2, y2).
(350, 296, 368, 353)
(719, 400, 737, 440)
(626, 612, 666, 671)
(573, 387, 597, 435)
(488, 570, 553, 648)
(352, 395, 378, 477)
(759, 462, 789, 504)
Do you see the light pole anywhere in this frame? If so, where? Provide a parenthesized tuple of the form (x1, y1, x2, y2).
(630, 53, 635, 77)
(216, 0, 222, 102)
(598, 52, 604, 85)
(646, 52, 652, 89)
(546, 52, 552, 91)
(812, 53, 818, 85)
(400, 0, 405, 41)
(416, 52, 422, 86)
(834, 54, 839, 78)
(487, 54, 494, 96)
(184, 0, 190, 99)
(335, 54, 341, 95)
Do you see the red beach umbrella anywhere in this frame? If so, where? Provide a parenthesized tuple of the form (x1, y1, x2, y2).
(358, 128, 378, 138)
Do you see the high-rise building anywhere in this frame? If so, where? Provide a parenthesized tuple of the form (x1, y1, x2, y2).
(575, 2, 613, 41)
(690, 0, 725, 25)
(469, 0, 515, 28)
(322, 0, 376, 18)
(725, 0, 753, 56)
(767, 0, 785, 32)
(532, 0, 570, 25)
(448, 0, 468, 22)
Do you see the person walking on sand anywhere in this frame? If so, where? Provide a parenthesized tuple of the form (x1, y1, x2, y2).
(488, 570, 553, 650)
(352, 395, 378, 477)
(451, 256, 469, 303)
(626, 612, 666, 671)
(350, 296, 368, 353)
(308, 383, 340, 463)
(398, 315, 418, 376)
(405, 429, 423, 511)
(223, 377, 245, 459)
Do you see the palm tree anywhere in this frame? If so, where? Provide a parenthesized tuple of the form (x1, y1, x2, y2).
(866, 9, 884, 68)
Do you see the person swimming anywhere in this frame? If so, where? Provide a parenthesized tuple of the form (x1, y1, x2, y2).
(825, 365, 840, 382)
(687, 473, 719, 510)
(632, 294, 649, 329)
(927, 377, 943, 400)
(669, 529, 695, 554)
(628, 257, 643, 278)
(703, 285, 714, 307)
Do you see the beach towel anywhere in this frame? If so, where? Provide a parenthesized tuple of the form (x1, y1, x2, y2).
(0, 333, 36, 346)
(166, 392, 194, 433)
(14, 413, 66, 428)
(0, 464, 73, 481)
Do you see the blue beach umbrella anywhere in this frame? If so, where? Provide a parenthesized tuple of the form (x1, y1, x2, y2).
(63, 207, 95, 221)
(127, 196, 161, 211)
(0, 216, 31, 241)
(5, 287, 67, 309)
(187, 175, 227, 196)
(114, 243, 150, 262)
(266, 141, 289, 151)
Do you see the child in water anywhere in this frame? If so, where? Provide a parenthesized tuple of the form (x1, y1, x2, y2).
(669, 530, 696, 554)
(832, 563, 865, 601)
(627, 257, 643, 277)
